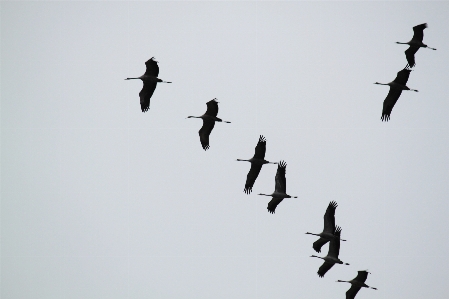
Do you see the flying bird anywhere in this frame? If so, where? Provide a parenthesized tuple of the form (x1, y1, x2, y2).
(306, 201, 346, 253)
(396, 23, 436, 68)
(258, 160, 297, 214)
(337, 271, 377, 299)
(310, 226, 349, 277)
(187, 99, 231, 150)
(374, 67, 418, 121)
(237, 135, 277, 194)
(125, 57, 171, 112)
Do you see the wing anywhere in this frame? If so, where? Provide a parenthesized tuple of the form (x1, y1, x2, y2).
(411, 23, 427, 42)
(199, 120, 215, 150)
(205, 99, 219, 117)
(267, 197, 283, 214)
(313, 237, 329, 253)
(346, 285, 362, 299)
(274, 160, 287, 193)
(323, 201, 337, 234)
(139, 82, 157, 112)
(381, 87, 403, 122)
(405, 46, 419, 68)
(253, 135, 267, 159)
(144, 58, 159, 77)
(317, 261, 334, 278)
(244, 164, 263, 194)
(328, 226, 342, 259)
(393, 68, 411, 86)
(354, 271, 369, 283)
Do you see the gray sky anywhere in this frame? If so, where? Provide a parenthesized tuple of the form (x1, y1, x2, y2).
(2, 1, 449, 298)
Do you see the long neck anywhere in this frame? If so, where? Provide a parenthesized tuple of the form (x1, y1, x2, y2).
(125, 77, 140, 80)
(237, 159, 250, 162)
(310, 255, 324, 260)
(305, 232, 320, 236)
(396, 41, 409, 45)
(374, 82, 389, 86)
(258, 193, 272, 197)
(187, 116, 202, 119)
(336, 280, 350, 283)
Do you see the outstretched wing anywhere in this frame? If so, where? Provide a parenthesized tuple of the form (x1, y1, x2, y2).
(381, 87, 403, 122)
(346, 285, 362, 299)
(274, 160, 287, 193)
(244, 164, 263, 194)
(328, 226, 342, 259)
(393, 68, 411, 86)
(139, 82, 157, 112)
(144, 57, 159, 77)
(199, 120, 215, 150)
(354, 270, 369, 283)
(313, 237, 329, 253)
(253, 135, 267, 159)
(405, 46, 419, 68)
(317, 261, 334, 278)
(411, 23, 427, 43)
(205, 99, 219, 117)
(323, 201, 337, 234)
(267, 197, 283, 214)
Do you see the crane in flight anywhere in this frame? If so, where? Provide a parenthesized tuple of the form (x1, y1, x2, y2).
(396, 23, 436, 68)
(374, 67, 418, 121)
(306, 201, 346, 253)
(237, 135, 277, 194)
(187, 99, 231, 150)
(125, 57, 171, 112)
(258, 161, 297, 214)
(337, 270, 377, 299)
(310, 226, 349, 277)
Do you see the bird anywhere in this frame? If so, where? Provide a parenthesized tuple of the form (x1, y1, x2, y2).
(337, 271, 377, 299)
(187, 99, 231, 150)
(306, 201, 346, 253)
(258, 160, 297, 214)
(396, 23, 436, 68)
(125, 57, 171, 112)
(237, 135, 277, 194)
(374, 67, 418, 122)
(310, 226, 349, 277)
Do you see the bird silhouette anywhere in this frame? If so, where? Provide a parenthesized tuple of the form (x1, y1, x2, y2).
(237, 135, 277, 194)
(306, 201, 346, 253)
(310, 226, 349, 277)
(337, 270, 377, 299)
(374, 67, 418, 121)
(187, 99, 231, 150)
(125, 57, 171, 112)
(396, 23, 436, 68)
(258, 161, 297, 214)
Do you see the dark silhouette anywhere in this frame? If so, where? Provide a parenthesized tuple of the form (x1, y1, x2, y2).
(237, 135, 277, 194)
(396, 23, 436, 68)
(125, 57, 171, 112)
(258, 160, 297, 214)
(375, 67, 418, 122)
(187, 99, 231, 150)
(337, 271, 377, 299)
(310, 226, 349, 277)
(306, 201, 346, 253)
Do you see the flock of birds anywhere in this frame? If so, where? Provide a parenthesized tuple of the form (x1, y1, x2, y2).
(125, 23, 436, 299)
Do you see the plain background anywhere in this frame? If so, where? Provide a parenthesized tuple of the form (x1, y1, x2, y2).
(2, 1, 449, 298)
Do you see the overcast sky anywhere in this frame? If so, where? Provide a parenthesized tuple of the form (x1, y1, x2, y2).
(2, 1, 449, 299)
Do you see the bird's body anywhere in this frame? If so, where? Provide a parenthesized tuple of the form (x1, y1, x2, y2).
(375, 68, 418, 122)
(311, 227, 349, 277)
(125, 57, 171, 112)
(306, 201, 346, 253)
(187, 99, 230, 150)
(237, 135, 277, 194)
(258, 160, 297, 214)
(396, 23, 436, 68)
(337, 271, 377, 299)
